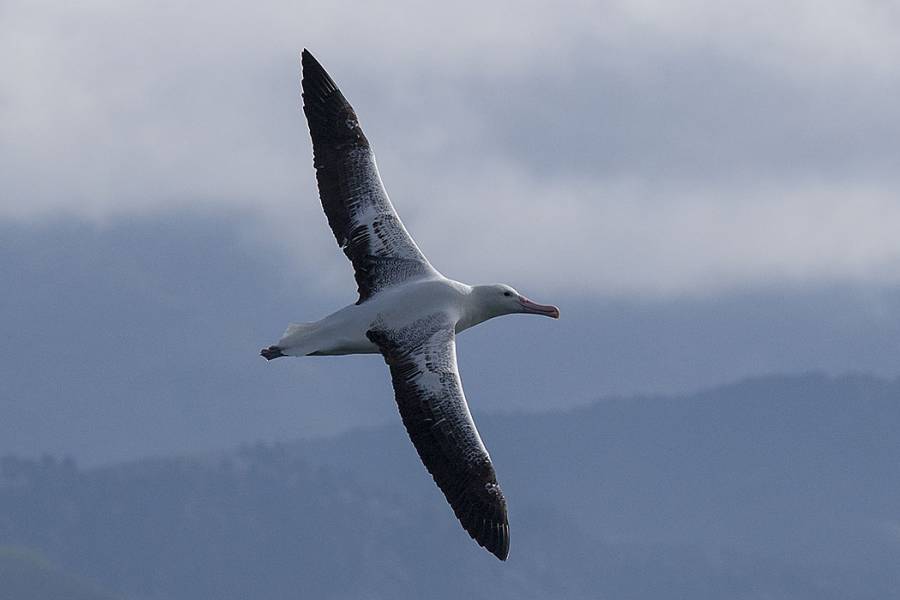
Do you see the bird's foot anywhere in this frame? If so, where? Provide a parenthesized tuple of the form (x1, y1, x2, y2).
(260, 346, 285, 360)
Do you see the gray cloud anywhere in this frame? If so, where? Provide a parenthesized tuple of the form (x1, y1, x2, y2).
(1, 0, 899, 296)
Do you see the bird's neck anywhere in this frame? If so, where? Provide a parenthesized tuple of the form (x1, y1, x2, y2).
(456, 285, 496, 333)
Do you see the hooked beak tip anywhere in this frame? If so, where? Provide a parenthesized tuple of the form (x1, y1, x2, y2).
(519, 297, 561, 319)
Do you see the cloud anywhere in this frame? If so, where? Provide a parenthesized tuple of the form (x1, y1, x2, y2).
(2, 215, 899, 462)
(393, 166, 900, 296)
(2, 0, 899, 296)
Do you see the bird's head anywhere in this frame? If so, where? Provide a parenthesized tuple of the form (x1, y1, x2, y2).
(472, 284, 560, 320)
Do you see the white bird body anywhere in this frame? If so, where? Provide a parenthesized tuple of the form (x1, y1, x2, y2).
(262, 50, 559, 561)
(278, 276, 473, 356)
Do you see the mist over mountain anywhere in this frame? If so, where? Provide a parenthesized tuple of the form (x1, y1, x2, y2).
(2, 216, 899, 465)
(2, 373, 897, 599)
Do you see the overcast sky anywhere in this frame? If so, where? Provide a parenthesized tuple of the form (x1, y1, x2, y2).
(3, 0, 900, 296)
(2, 1, 899, 462)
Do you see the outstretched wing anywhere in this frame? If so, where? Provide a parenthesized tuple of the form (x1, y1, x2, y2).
(301, 50, 438, 304)
(366, 315, 510, 561)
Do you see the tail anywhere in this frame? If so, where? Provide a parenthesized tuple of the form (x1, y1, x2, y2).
(281, 322, 318, 340)
(260, 346, 285, 360)
(260, 322, 320, 360)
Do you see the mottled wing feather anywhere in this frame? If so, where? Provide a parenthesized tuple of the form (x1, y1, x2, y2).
(301, 50, 437, 304)
(366, 315, 510, 561)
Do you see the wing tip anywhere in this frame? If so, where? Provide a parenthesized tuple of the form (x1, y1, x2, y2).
(474, 519, 510, 561)
(457, 505, 510, 560)
(300, 48, 335, 95)
(492, 531, 510, 561)
(300, 48, 318, 70)
(300, 49, 367, 147)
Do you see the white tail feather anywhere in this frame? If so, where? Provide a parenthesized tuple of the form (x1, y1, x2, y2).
(277, 321, 321, 356)
(281, 322, 317, 339)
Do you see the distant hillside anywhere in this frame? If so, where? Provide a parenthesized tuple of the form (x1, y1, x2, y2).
(297, 372, 900, 566)
(0, 547, 117, 600)
(1, 373, 897, 599)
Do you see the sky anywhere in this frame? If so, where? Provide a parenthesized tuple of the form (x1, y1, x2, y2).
(2, 0, 899, 463)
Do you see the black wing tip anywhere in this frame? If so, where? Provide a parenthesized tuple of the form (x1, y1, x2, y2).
(455, 499, 510, 560)
(467, 518, 510, 560)
(301, 48, 336, 96)
(300, 49, 367, 146)
(301, 48, 320, 71)
(491, 532, 510, 561)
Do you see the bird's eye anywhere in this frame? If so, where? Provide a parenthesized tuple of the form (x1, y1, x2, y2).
(503, 291, 512, 297)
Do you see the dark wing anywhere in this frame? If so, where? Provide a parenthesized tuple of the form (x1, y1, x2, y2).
(367, 315, 510, 561)
(301, 49, 439, 304)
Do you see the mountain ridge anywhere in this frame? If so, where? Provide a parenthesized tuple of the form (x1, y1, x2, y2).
(1, 371, 897, 599)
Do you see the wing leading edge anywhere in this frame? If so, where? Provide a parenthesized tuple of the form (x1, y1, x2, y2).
(301, 50, 438, 303)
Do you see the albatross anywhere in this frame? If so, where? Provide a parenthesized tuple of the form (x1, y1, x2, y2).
(261, 50, 560, 561)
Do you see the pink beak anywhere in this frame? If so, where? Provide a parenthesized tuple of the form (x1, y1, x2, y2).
(518, 296, 560, 319)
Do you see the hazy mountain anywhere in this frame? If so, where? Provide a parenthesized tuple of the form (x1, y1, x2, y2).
(3, 216, 900, 465)
(0, 547, 117, 600)
(297, 372, 900, 566)
(1, 373, 897, 599)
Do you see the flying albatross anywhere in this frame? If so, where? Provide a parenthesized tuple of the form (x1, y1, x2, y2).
(261, 49, 560, 561)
